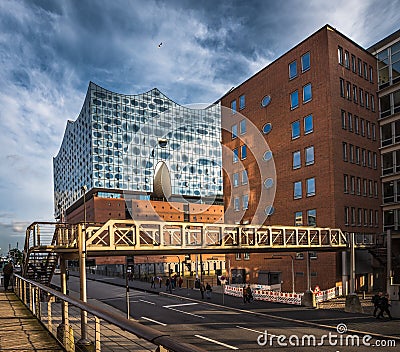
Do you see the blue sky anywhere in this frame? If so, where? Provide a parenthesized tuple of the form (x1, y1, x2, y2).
(0, 0, 399, 253)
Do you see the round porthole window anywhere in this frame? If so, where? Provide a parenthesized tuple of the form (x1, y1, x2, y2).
(264, 178, 274, 189)
(261, 95, 271, 107)
(264, 205, 275, 216)
(263, 150, 273, 161)
(263, 123, 272, 135)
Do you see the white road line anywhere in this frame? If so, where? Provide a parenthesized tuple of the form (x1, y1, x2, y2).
(236, 325, 264, 334)
(139, 299, 156, 305)
(164, 306, 205, 318)
(195, 335, 238, 350)
(163, 303, 198, 308)
(140, 316, 167, 326)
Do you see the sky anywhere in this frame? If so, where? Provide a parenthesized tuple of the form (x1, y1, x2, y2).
(0, 0, 399, 254)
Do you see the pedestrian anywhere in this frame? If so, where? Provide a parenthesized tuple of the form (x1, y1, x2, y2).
(200, 282, 205, 299)
(150, 276, 156, 288)
(178, 276, 183, 289)
(205, 282, 212, 299)
(246, 284, 253, 303)
(158, 276, 162, 288)
(3, 260, 14, 291)
(243, 285, 247, 303)
(377, 293, 392, 320)
(372, 292, 382, 317)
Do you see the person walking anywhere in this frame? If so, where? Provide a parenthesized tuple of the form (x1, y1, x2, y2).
(205, 282, 212, 299)
(3, 260, 14, 291)
(150, 276, 156, 288)
(372, 292, 382, 317)
(376, 293, 393, 320)
(243, 285, 248, 303)
(200, 282, 205, 299)
(158, 276, 162, 288)
(246, 284, 253, 303)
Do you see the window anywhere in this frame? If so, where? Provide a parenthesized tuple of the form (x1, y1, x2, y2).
(361, 118, 365, 136)
(364, 209, 368, 226)
(343, 142, 348, 161)
(233, 148, 239, 163)
(289, 60, 297, 79)
(370, 209, 374, 227)
(375, 211, 379, 227)
(231, 124, 238, 139)
(239, 95, 245, 110)
(373, 152, 377, 169)
(348, 113, 353, 132)
(351, 207, 356, 225)
(231, 100, 237, 113)
(344, 174, 349, 193)
(358, 208, 362, 226)
(301, 52, 310, 72)
(340, 78, 345, 97)
(354, 116, 359, 134)
(240, 119, 246, 134)
(303, 83, 312, 103)
(346, 81, 351, 100)
(363, 179, 367, 196)
(351, 54, 356, 72)
(234, 197, 240, 211)
(290, 90, 299, 109)
(353, 85, 358, 103)
(263, 123, 272, 135)
(358, 58, 362, 76)
(341, 110, 347, 130)
(304, 114, 313, 134)
(291, 120, 300, 139)
(359, 88, 364, 106)
(369, 180, 373, 197)
(294, 181, 302, 199)
(355, 147, 360, 165)
(365, 92, 370, 109)
(371, 95, 375, 112)
(306, 177, 315, 196)
(233, 173, 239, 187)
(293, 151, 301, 169)
(345, 207, 349, 225)
(307, 209, 316, 226)
(305, 146, 314, 165)
(295, 211, 303, 226)
(243, 253, 250, 260)
(374, 181, 378, 198)
(357, 177, 361, 195)
(235, 253, 241, 260)
(350, 176, 355, 194)
(349, 144, 354, 163)
(338, 46, 343, 64)
(364, 62, 368, 79)
(367, 121, 371, 138)
(362, 148, 366, 166)
(369, 66, 373, 82)
(344, 51, 349, 68)
(242, 170, 248, 185)
(242, 194, 249, 210)
(240, 145, 247, 159)
(372, 123, 376, 140)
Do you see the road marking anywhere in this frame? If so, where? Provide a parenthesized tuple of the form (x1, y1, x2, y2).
(163, 303, 198, 308)
(195, 335, 238, 350)
(140, 316, 167, 326)
(236, 325, 264, 334)
(164, 306, 205, 318)
(139, 299, 156, 305)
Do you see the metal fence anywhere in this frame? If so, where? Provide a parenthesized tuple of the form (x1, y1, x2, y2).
(13, 274, 205, 352)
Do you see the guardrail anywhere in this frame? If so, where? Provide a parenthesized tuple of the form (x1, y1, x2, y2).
(13, 274, 206, 352)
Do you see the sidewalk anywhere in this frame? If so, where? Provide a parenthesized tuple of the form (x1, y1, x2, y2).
(0, 288, 63, 351)
(67, 271, 400, 342)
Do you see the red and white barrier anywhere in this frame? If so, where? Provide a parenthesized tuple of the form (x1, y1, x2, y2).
(315, 286, 342, 303)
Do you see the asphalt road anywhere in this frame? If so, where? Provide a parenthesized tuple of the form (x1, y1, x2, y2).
(62, 275, 400, 351)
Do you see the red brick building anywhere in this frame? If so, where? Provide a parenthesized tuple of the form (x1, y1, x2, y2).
(221, 25, 381, 292)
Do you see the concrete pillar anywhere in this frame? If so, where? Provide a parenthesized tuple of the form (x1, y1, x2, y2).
(341, 251, 348, 296)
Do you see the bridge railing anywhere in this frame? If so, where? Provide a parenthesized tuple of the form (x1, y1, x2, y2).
(13, 274, 206, 352)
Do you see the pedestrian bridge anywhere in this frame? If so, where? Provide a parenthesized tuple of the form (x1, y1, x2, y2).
(23, 219, 376, 285)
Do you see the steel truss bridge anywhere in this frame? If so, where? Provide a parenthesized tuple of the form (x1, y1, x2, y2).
(22, 219, 376, 286)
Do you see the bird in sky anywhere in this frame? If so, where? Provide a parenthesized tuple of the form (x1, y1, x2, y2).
(158, 42, 163, 48)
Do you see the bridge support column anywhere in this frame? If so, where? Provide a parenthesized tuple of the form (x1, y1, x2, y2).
(345, 233, 363, 313)
(341, 251, 348, 296)
(76, 224, 94, 352)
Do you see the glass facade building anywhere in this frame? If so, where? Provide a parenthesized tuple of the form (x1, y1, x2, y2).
(53, 82, 222, 218)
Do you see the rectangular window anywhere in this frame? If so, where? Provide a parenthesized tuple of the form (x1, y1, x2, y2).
(306, 177, 316, 197)
(361, 118, 365, 136)
(344, 174, 349, 193)
(358, 208, 362, 226)
(305, 146, 314, 165)
(351, 207, 356, 225)
(371, 95, 375, 112)
(359, 88, 364, 106)
(350, 176, 355, 194)
(364, 62, 368, 79)
(373, 152, 377, 169)
(349, 144, 354, 163)
(233, 148, 239, 163)
(372, 123, 376, 140)
(301, 52, 310, 72)
(240, 119, 246, 135)
(341, 110, 347, 130)
(233, 173, 239, 187)
(243, 253, 250, 260)
(369, 180, 373, 197)
(369, 66, 373, 82)
(295, 211, 303, 226)
(289, 60, 297, 79)
(303, 83, 312, 103)
(354, 116, 359, 134)
(291, 120, 300, 139)
(357, 177, 361, 195)
(344, 51, 350, 68)
(370, 209, 374, 226)
(374, 181, 378, 198)
(294, 181, 302, 199)
(368, 151, 372, 168)
(366, 121, 371, 138)
(307, 209, 316, 226)
(293, 151, 301, 169)
(340, 78, 345, 97)
(346, 81, 351, 100)
(375, 210, 379, 227)
(358, 58, 362, 76)
(239, 95, 245, 110)
(345, 207, 349, 225)
(338, 46, 343, 64)
(365, 92, 370, 109)
(290, 90, 299, 109)
(353, 85, 358, 103)
(234, 197, 240, 211)
(235, 252, 241, 260)
(362, 148, 366, 166)
(231, 100, 237, 113)
(304, 114, 313, 134)
(343, 142, 348, 161)
(355, 146, 360, 165)
(351, 54, 356, 72)
(363, 179, 367, 196)
(364, 209, 368, 226)
(242, 194, 249, 210)
(240, 145, 247, 159)
(231, 124, 238, 139)
(242, 170, 248, 185)
(348, 113, 353, 132)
